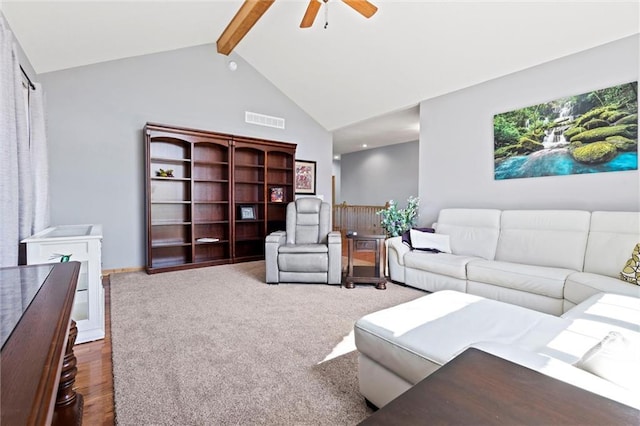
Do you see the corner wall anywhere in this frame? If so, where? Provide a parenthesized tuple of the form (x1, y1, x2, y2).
(40, 45, 331, 269)
(419, 35, 639, 225)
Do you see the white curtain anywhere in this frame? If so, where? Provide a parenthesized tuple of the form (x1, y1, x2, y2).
(0, 16, 49, 267)
(29, 83, 49, 234)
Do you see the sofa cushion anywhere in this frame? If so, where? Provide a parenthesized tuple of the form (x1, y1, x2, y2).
(495, 210, 590, 271)
(576, 331, 640, 393)
(278, 252, 328, 272)
(467, 259, 573, 298)
(434, 209, 501, 260)
(564, 272, 640, 307)
(354, 290, 558, 385)
(404, 252, 476, 280)
(584, 211, 640, 278)
(561, 293, 640, 334)
(530, 293, 640, 364)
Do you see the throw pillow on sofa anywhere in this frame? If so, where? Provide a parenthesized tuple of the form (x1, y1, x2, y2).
(619, 243, 640, 285)
(401, 227, 434, 248)
(409, 229, 452, 253)
(576, 331, 640, 392)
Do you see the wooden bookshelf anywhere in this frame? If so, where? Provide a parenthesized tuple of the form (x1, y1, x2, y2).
(144, 123, 296, 273)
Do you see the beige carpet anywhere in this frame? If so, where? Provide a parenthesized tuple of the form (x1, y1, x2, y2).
(110, 261, 425, 425)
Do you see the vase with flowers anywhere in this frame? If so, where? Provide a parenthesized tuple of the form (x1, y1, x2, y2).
(377, 196, 420, 237)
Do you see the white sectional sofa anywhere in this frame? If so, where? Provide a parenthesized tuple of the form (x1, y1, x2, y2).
(355, 290, 640, 410)
(387, 209, 640, 315)
(356, 208, 640, 412)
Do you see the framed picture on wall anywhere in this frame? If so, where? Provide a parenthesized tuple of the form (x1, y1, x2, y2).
(295, 159, 316, 195)
(493, 81, 638, 180)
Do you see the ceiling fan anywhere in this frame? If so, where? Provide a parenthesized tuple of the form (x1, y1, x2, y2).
(216, 0, 378, 56)
(300, 0, 378, 29)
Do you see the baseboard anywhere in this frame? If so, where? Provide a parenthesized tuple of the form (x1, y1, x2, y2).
(102, 266, 144, 276)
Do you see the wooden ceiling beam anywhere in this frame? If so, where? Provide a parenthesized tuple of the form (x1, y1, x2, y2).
(216, 0, 275, 56)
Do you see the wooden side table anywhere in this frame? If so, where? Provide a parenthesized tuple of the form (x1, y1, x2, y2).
(345, 233, 387, 290)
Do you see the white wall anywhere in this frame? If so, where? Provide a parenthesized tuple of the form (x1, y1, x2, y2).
(340, 141, 419, 205)
(419, 35, 639, 225)
(40, 44, 331, 270)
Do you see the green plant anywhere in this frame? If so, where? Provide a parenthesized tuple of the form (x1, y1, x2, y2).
(377, 196, 420, 237)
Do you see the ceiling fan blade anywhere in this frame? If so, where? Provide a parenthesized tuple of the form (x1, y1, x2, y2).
(342, 0, 378, 18)
(216, 0, 275, 56)
(300, 0, 322, 28)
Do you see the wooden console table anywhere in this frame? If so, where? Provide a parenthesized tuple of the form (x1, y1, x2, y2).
(345, 233, 386, 290)
(360, 347, 639, 425)
(1, 262, 84, 425)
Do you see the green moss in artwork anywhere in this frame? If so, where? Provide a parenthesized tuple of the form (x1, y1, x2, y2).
(563, 126, 585, 140)
(575, 106, 617, 126)
(583, 118, 609, 130)
(571, 141, 617, 164)
(615, 113, 638, 125)
(569, 124, 636, 144)
(606, 135, 637, 151)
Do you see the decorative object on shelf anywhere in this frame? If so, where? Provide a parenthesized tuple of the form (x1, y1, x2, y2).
(295, 159, 316, 194)
(377, 196, 420, 237)
(239, 205, 256, 220)
(196, 238, 220, 243)
(270, 187, 284, 202)
(156, 168, 174, 177)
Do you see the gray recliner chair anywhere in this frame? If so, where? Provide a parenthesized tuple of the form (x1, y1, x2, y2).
(265, 198, 342, 284)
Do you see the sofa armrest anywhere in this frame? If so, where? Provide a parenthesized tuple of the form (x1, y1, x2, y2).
(387, 236, 409, 266)
(265, 231, 286, 283)
(327, 231, 342, 284)
(328, 231, 342, 245)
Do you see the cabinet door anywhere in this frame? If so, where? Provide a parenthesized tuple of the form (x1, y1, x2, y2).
(233, 146, 265, 260)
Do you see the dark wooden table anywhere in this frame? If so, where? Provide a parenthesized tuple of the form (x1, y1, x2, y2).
(1, 262, 83, 426)
(345, 233, 387, 290)
(360, 347, 639, 425)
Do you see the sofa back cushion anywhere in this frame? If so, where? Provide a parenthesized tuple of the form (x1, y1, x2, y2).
(434, 209, 501, 260)
(495, 210, 590, 271)
(286, 198, 330, 245)
(584, 211, 640, 278)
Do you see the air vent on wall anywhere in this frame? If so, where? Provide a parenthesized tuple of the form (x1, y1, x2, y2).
(245, 111, 285, 129)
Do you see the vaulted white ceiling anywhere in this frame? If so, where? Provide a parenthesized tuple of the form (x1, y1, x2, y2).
(2, 1, 639, 154)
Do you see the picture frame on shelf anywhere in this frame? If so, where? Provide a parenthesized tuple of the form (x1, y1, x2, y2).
(295, 159, 316, 195)
(270, 187, 284, 202)
(239, 205, 256, 220)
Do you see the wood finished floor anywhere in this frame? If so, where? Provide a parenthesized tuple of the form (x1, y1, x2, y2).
(75, 247, 376, 425)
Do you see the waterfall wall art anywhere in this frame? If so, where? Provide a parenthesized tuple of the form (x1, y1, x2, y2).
(494, 81, 638, 180)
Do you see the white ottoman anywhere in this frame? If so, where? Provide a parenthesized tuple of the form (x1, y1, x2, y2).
(354, 290, 564, 407)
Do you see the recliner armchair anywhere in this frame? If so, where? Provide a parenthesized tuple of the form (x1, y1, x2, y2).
(265, 198, 342, 284)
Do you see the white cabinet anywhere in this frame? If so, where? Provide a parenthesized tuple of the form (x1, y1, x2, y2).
(22, 224, 104, 344)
